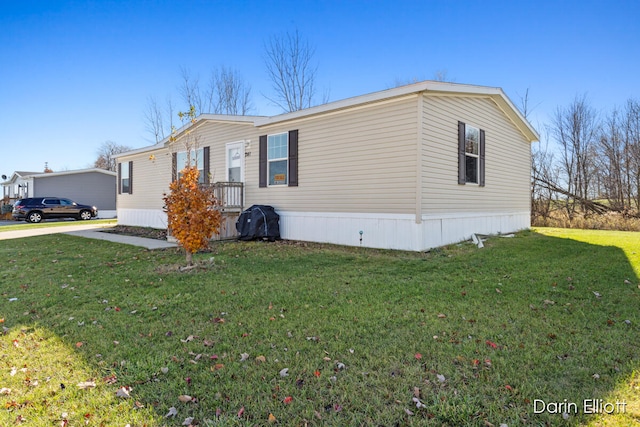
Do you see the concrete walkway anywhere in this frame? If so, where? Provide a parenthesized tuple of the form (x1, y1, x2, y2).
(65, 229, 177, 250)
(0, 221, 177, 250)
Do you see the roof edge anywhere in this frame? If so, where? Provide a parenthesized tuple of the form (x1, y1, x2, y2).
(255, 80, 539, 142)
(22, 168, 117, 178)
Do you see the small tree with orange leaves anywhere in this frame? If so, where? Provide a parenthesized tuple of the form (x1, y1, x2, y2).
(163, 107, 222, 265)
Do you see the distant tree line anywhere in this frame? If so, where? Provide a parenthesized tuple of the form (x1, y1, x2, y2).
(532, 95, 640, 223)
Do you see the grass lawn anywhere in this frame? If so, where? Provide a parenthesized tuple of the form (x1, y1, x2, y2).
(1, 228, 639, 426)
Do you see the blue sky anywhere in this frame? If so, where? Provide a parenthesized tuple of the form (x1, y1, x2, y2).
(1, 0, 638, 177)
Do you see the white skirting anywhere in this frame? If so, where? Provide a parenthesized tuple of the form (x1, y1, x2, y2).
(116, 208, 530, 251)
(117, 208, 167, 229)
(278, 210, 530, 251)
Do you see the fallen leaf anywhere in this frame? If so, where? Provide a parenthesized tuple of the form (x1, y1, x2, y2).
(237, 406, 245, 418)
(314, 370, 321, 377)
(211, 363, 224, 371)
(437, 313, 447, 318)
(436, 374, 446, 383)
(75, 342, 83, 348)
(180, 335, 194, 343)
(336, 362, 346, 370)
(405, 408, 414, 416)
(486, 340, 498, 349)
(178, 395, 193, 403)
(77, 381, 96, 389)
(255, 355, 266, 363)
(240, 353, 249, 362)
(161, 367, 169, 374)
(412, 397, 426, 408)
(414, 353, 422, 360)
(279, 368, 289, 377)
(283, 396, 293, 404)
(165, 407, 178, 418)
(0, 388, 11, 395)
(116, 386, 131, 398)
(268, 413, 277, 423)
(413, 387, 420, 398)
(593, 373, 600, 379)
(182, 417, 194, 425)
(543, 299, 555, 305)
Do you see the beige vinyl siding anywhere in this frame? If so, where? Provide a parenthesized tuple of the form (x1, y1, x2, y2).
(247, 96, 419, 214)
(185, 121, 259, 183)
(117, 122, 259, 214)
(117, 148, 171, 210)
(422, 94, 531, 214)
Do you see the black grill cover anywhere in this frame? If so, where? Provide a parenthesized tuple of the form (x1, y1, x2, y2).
(236, 205, 281, 241)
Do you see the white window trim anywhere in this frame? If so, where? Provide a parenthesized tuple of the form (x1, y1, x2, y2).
(176, 148, 205, 182)
(464, 124, 480, 185)
(267, 132, 288, 187)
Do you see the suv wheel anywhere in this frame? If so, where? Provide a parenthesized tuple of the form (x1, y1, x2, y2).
(27, 211, 43, 223)
(79, 210, 92, 220)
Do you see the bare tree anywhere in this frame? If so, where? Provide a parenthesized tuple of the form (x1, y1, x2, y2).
(624, 99, 640, 209)
(598, 108, 627, 209)
(178, 67, 204, 114)
(144, 66, 253, 143)
(94, 141, 133, 172)
(207, 66, 253, 115)
(144, 95, 176, 143)
(551, 94, 599, 216)
(264, 30, 320, 112)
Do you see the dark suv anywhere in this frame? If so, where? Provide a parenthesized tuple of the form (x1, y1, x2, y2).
(12, 197, 98, 223)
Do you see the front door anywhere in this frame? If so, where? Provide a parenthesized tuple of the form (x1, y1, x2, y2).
(226, 142, 244, 183)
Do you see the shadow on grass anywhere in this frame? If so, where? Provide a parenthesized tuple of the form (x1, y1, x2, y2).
(0, 231, 639, 426)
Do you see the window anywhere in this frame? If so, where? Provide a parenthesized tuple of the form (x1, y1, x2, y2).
(465, 125, 480, 184)
(268, 133, 288, 185)
(118, 161, 133, 194)
(172, 147, 210, 184)
(458, 122, 485, 186)
(259, 130, 298, 188)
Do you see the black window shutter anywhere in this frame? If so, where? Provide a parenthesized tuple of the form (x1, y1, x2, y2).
(458, 121, 466, 185)
(172, 153, 177, 182)
(117, 162, 122, 194)
(259, 135, 267, 188)
(288, 129, 298, 186)
(128, 161, 133, 194)
(203, 146, 210, 184)
(479, 130, 486, 187)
